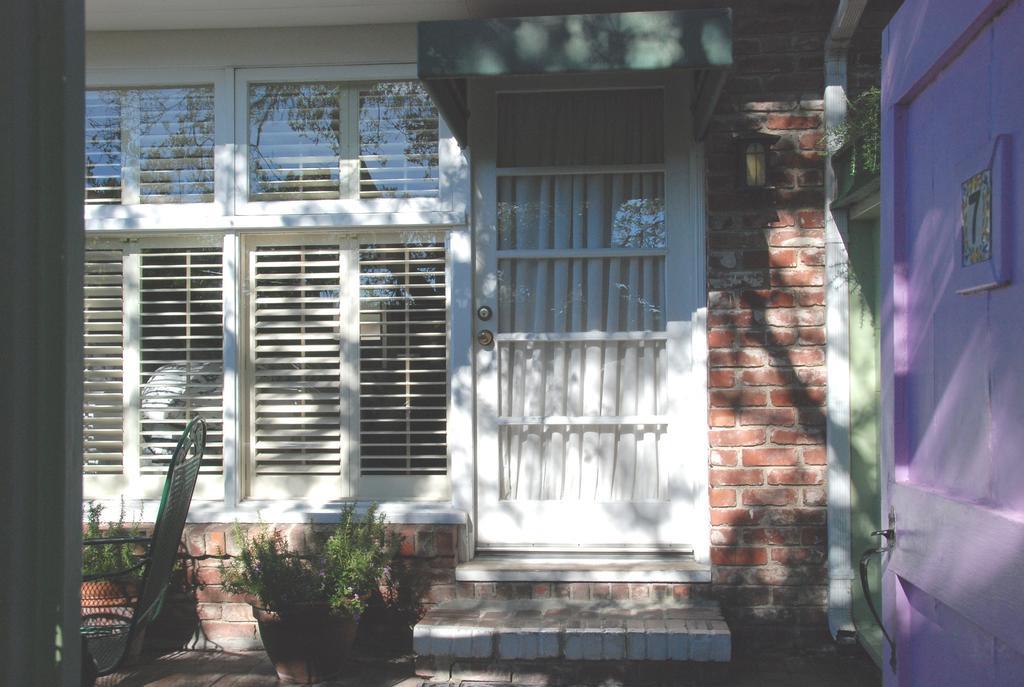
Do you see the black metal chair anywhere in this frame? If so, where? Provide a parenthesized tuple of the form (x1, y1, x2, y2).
(81, 416, 206, 682)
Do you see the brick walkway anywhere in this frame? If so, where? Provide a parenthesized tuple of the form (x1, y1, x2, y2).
(97, 648, 881, 687)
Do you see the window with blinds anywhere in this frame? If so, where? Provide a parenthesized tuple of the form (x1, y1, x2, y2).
(359, 241, 447, 477)
(250, 244, 347, 479)
(248, 83, 343, 201)
(84, 86, 215, 205)
(82, 241, 225, 493)
(358, 83, 439, 199)
(85, 91, 123, 205)
(247, 80, 439, 202)
(139, 247, 224, 473)
(137, 88, 215, 203)
(83, 248, 125, 473)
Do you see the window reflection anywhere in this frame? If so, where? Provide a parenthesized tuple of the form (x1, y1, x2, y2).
(358, 83, 440, 199)
(248, 81, 439, 202)
(85, 86, 214, 205)
(249, 83, 343, 201)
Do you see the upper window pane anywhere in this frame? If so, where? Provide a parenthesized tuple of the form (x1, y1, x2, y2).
(84, 86, 215, 205)
(137, 88, 215, 203)
(247, 80, 440, 202)
(358, 83, 440, 199)
(248, 82, 343, 201)
(496, 89, 664, 168)
(85, 91, 123, 204)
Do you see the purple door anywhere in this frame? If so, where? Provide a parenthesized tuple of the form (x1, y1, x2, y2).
(881, 1, 1024, 685)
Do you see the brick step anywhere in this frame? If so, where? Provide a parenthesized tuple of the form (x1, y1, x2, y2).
(413, 599, 731, 670)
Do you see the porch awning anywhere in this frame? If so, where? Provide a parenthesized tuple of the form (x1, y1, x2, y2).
(417, 9, 733, 147)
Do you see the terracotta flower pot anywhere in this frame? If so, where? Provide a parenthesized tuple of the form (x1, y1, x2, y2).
(81, 578, 139, 613)
(252, 604, 357, 684)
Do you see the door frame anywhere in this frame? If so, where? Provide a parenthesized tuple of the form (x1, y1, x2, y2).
(465, 71, 710, 562)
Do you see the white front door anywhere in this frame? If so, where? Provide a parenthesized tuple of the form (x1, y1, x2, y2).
(471, 74, 709, 552)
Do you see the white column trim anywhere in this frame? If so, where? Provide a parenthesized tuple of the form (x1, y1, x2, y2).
(824, 0, 869, 639)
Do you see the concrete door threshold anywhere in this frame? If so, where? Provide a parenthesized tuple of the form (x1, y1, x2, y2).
(414, 598, 731, 679)
(456, 553, 711, 583)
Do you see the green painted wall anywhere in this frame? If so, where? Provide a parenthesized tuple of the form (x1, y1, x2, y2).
(847, 217, 883, 665)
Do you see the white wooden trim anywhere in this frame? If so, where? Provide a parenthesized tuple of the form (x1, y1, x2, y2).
(497, 416, 669, 427)
(86, 497, 469, 525)
(85, 211, 467, 232)
(448, 226, 476, 558)
(496, 164, 665, 177)
(495, 331, 669, 343)
(222, 233, 241, 509)
(122, 246, 142, 495)
(496, 248, 667, 260)
(824, 0, 867, 634)
(341, 238, 360, 499)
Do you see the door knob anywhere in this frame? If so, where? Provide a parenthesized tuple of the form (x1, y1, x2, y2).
(477, 329, 494, 346)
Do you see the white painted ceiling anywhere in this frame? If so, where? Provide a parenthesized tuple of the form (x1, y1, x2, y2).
(86, 0, 681, 32)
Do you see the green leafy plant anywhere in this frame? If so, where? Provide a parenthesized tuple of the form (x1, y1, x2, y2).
(321, 504, 395, 614)
(825, 86, 881, 174)
(374, 553, 431, 627)
(222, 504, 395, 617)
(82, 499, 145, 579)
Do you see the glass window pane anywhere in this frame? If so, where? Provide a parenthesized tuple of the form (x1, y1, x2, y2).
(497, 173, 665, 250)
(85, 90, 122, 204)
(248, 82, 343, 201)
(84, 86, 215, 205)
(137, 87, 215, 203)
(497, 89, 664, 167)
(358, 82, 440, 199)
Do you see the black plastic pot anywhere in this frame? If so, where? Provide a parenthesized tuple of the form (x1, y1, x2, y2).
(252, 604, 357, 684)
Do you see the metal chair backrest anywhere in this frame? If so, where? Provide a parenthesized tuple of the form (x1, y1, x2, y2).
(134, 416, 206, 627)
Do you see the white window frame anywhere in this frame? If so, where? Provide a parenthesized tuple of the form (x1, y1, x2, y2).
(234, 65, 462, 226)
(80, 60, 473, 525)
(84, 233, 228, 504)
(238, 229, 452, 502)
(84, 68, 233, 225)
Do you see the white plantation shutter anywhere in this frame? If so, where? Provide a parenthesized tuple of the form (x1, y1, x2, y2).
(138, 246, 224, 473)
(359, 241, 447, 477)
(357, 83, 440, 199)
(137, 87, 215, 204)
(83, 248, 125, 473)
(249, 243, 349, 492)
(248, 83, 344, 201)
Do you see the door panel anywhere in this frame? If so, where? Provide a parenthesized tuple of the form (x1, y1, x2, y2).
(881, 1, 1024, 683)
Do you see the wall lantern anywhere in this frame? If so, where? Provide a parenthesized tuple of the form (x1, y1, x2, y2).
(735, 132, 780, 189)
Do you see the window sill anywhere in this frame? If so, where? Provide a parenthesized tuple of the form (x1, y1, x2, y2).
(84, 210, 467, 232)
(83, 498, 469, 526)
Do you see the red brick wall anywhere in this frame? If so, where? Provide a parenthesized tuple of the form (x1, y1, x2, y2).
(700, 0, 897, 649)
(702, 0, 833, 650)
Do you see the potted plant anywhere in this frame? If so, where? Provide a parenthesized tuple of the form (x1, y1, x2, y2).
(826, 87, 882, 204)
(223, 505, 393, 684)
(357, 550, 431, 655)
(81, 500, 146, 612)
